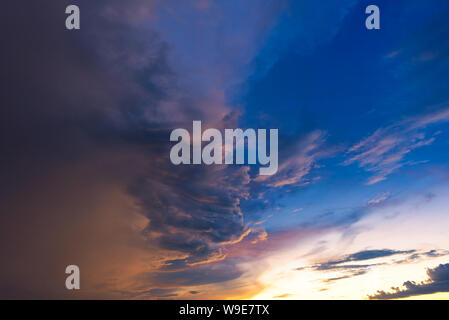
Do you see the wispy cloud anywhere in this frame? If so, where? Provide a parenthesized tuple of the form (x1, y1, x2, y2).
(294, 249, 416, 285)
(345, 103, 449, 184)
(367, 193, 390, 205)
(309, 249, 415, 272)
(255, 130, 328, 187)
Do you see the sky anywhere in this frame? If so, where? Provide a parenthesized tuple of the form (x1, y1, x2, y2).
(1, 0, 449, 299)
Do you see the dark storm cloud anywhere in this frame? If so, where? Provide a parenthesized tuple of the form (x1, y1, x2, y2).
(273, 293, 292, 298)
(369, 263, 449, 299)
(129, 164, 251, 271)
(78, 0, 255, 272)
(0, 0, 258, 297)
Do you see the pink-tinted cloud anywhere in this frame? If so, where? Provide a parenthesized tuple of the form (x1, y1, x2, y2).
(255, 130, 328, 187)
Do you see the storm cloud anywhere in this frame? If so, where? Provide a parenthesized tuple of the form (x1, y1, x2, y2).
(0, 0, 287, 298)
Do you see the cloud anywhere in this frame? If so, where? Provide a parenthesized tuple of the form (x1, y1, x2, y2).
(312, 249, 415, 271)
(139, 260, 244, 287)
(323, 270, 368, 283)
(294, 249, 418, 285)
(189, 290, 201, 295)
(368, 193, 390, 205)
(129, 164, 252, 271)
(0, 0, 290, 298)
(369, 263, 449, 299)
(273, 293, 292, 298)
(254, 130, 328, 188)
(345, 103, 449, 184)
(5, 0, 446, 300)
(138, 288, 179, 299)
